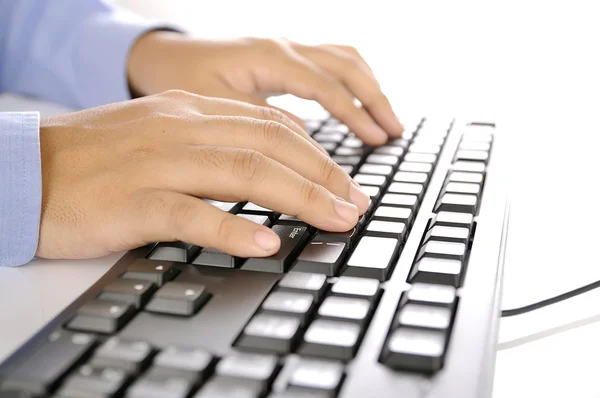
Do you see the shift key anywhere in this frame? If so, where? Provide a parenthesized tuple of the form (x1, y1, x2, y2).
(242, 224, 310, 273)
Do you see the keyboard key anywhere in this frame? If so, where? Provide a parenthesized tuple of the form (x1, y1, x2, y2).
(151, 346, 214, 382)
(313, 132, 345, 142)
(304, 119, 323, 133)
(435, 193, 478, 214)
(353, 173, 387, 187)
(238, 213, 272, 226)
(126, 373, 193, 398)
(431, 211, 473, 228)
(320, 142, 337, 152)
(148, 242, 199, 263)
(344, 236, 399, 281)
(292, 239, 346, 276)
(388, 182, 424, 197)
(277, 272, 328, 301)
(98, 278, 156, 309)
(361, 185, 381, 200)
(373, 206, 412, 224)
(315, 227, 358, 248)
(448, 171, 484, 184)
(145, 282, 211, 316)
(365, 220, 406, 240)
(335, 146, 363, 156)
(340, 164, 354, 174)
(91, 337, 153, 373)
(261, 291, 315, 325)
(318, 296, 371, 325)
(192, 246, 241, 268)
(409, 257, 463, 287)
(399, 161, 433, 174)
(408, 144, 441, 155)
(459, 141, 491, 151)
(455, 149, 489, 163)
(425, 225, 470, 244)
(358, 163, 393, 176)
(374, 146, 404, 156)
(67, 299, 136, 334)
(394, 171, 428, 183)
(445, 182, 481, 196)
(0, 330, 96, 395)
(452, 161, 486, 172)
(287, 358, 344, 395)
(397, 304, 453, 330)
(194, 377, 262, 398)
(381, 328, 446, 372)
(404, 153, 437, 164)
(237, 313, 301, 354)
(299, 319, 361, 360)
(242, 224, 310, 273)
(418, 241, 466, 262)
(341, 137, 363, 148)
(402, 283, 457, 308)
(215, 352, 278, 392)
(366, 154, 399, 166)
(278, 214, 305, 225)
(381, 193, 418, 210)
(241, 202, 280, 220)
(56, 365, 129, 398)
(330, 276, 380, 302)
(320, 124, 349, 134)
(331, 155, 361, 166)
(462, 128, 493, 143)
(122, 259, 179, 287)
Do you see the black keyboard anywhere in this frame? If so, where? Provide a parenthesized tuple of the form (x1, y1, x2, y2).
(0, 114, 509, 398)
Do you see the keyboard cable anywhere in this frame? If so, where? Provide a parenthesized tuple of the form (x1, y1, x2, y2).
(501, 278, 600, 317)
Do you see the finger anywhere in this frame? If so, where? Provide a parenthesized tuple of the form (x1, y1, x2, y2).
(150, 146, 361, 232)
(160, 116, 370, 213)
(132, 189, 281, 257)
(251, 51, 390, 146)
(296, 45, 404, 137)
(323, 44, 375, 76)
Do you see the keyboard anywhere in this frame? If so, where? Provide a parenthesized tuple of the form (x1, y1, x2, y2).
(0, 113, 509, 398)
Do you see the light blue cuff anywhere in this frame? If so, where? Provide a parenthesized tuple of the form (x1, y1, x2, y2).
(0, 112, 41, 267)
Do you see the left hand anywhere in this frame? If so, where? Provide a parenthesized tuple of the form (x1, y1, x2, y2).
(127, 32, 404, 146)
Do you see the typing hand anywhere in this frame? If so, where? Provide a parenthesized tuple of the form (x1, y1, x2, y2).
(127, 33, 404, 146)
(37, 91, 370, 260)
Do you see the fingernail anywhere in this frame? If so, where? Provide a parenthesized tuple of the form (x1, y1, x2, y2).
(368, 123, 389, 143)
(334, 197, 359, 224)
(349, 180, 371, 212)
(254, 229, 280, 252)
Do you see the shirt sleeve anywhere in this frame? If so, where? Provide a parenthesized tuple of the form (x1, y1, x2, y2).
(0, 112, 41, 267)
(0, 0, 179, 109)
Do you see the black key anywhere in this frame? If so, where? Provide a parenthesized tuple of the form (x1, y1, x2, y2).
(335, 146, 364, 156)
(90, 337, 153, 373)
(344, 236, 399, 281)
(292, 239, 346, 276)
(315, 227, 358, 248)
(409, 257, 463, 287)
(0, 330, 96, 395)
(396, 303, 453, 330)
(215, 352, 278, 392)
(353, 173, 386, 187)
(317, 296, 371, 326)
(122, 259, 179, 287)
(374, 145, 404, 157)
(203, 199, 242, 213)
(330, 276, 380, 302)
(372, 206, 412, 225)
(331, 155, 361, 166)
(277, 272, 328, 301)
(242, 224, 310, 273)
(236, 313, 301, 354)
(365, 220, 406, 240)
(151, 346, 214, 382)
(126, 373, 193, 398)
(393, 171, 428, 183)
(404, 153, 437, 164)
(381, 327, 446, 372)
(145, 282, 211, 316)
(455, 149, 489, 164)
(401, 283, 457, 308)
(388, 182, 424, 198)
(261, 291, 315, 325)
(194, 377, 262, 398)
(431, 211, 473, 229)
(286, 358, 345, 396)
(98, 278, 156, 309)
(298, 319, 361, 360)
(418, 240, 466, 263)
(358, 163, 393, 176)
(366, 154, 400, 166)
(147, 242, 199, 263)
(424, 225, 470, 244)
(313, 132, 345, 142)
(56, 365, 129, 398)
(398, 162, 433, 174)
(192, 246, 241, 268)
(67, 299, 136, 334)
(448, 171, 484, 184)
(381, 193, 418, 211)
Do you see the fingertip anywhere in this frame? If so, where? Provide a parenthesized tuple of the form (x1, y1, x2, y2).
(253, 228, 281, 254)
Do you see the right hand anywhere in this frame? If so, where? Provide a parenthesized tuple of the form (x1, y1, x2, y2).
(37, 90, 371, 261)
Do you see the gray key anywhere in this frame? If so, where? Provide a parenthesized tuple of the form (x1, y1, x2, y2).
(122, 259, 179, 287)
(192, 247, 241, 268)
(365, 220, 406, 240)
(320, 142, 337, 152)
(237, 313, 301, 354)
(331, 155, 361, 166)
(409, 257, 463, 287)
(358, 163, 393, 176)
(262, 291, 314, 325)
(366, 154, 399, 166)
(374, 146, 404, 156)
(330, 276, 379, 301)
(292, 239, 346, 276)
(452, 161, 485, 172)
(98, 278, 156, 309)
(399, 162, 433, 174)
(341, 137, 363, 148)
(397, 304, 452, 330)
(404, 153, 437, 163)
(381, 327, 446, 372)
(91, 337, 153, 373)
(67, 300, 136, 334)
(335, 146, 363, 156)
(431, 211, 473, 228)
(373, 206, 412, 224)
(353, 174, 387, 187)
(287, 358, 345, 394)
(448, 171, 484, 184)
(425, 225, 470, 244)
(394, 171, 428, 183)
(388, 182, 424, 197)
(304, 119, 323, 133)
(381, 193, 418, 210)
(318, 296, 371, 325)
(56, 365, 128, 398)
(151, 346, 213, 382)
(145, 282, 211, 316)
(435, 193, 478, 214)
(299, 319, 361, 360)
(344, 236, 399, 281)
(402, 283, 456, 308)
(194, 377, 262, 398)
(277, 272, 328, 301)
(216, 352, 278, 388)
(148, 242, 199, 263)
(126, 374, 192, 398)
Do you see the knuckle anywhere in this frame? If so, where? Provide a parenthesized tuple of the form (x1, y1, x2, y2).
(215, 214, 236, 242)
(257, 38, 284, 55)
(299, 179, 323, 207)
(162, 89, 193, 99)
(189, 146, 229, 172)
(127, 141, 161, 161)
(232, 149, 269, 184)
(319, 156, 338, 184)
(260, 120, 289, 149)
(168, 199, 195, 229)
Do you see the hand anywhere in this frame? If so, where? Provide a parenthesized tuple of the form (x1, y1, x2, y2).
(38, 90, 371, 260)
(127, 32, 404, 145)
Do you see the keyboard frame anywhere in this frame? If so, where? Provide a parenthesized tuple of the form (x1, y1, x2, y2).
(0, 117, 510, 398)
